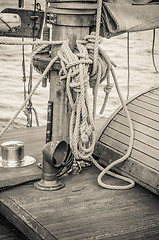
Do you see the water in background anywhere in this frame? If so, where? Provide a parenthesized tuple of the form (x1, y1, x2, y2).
(0, 0, 159, 132)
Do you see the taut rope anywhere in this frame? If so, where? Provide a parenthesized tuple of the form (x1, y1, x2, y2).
(0, 55, 58, 137)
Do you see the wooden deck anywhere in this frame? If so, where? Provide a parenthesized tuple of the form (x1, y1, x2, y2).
(0, 213, 29, 240)
(94, 86, 159, 196)
(0, 116, 159, 240)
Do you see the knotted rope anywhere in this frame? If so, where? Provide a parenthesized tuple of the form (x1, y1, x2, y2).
(57, 38, 111, 160)
(0, 0, 135, 190)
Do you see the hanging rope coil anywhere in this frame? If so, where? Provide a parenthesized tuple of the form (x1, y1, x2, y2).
(0, 38, 135, 190)
(58, 41, 96, 160)
(56, 35, 114, 160)
(84, 34, 114, 117)
(90, 46, 135, 190)
(0, 0, 135, 190)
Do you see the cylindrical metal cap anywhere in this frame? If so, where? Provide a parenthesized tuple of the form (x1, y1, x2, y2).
(0, 141, 36, 168)
(1, 141, 24, 164)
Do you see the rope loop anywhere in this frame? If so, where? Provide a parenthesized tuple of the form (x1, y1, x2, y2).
(57, 41, 96, 159)
(66, 59, 92, 70)
(0, 0, 135, 191)
(103, 83, 114, 94)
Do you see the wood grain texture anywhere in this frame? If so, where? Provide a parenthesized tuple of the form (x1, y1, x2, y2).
(0, 166, 159, 240)
(0, 117, 159, 240)
(94, 86, 159, 196)
(0, 213, 28, 240)
(0, 126, 45, 189)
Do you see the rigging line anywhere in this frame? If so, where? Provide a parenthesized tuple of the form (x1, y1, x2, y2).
(152, 29, 158, 73)
(127, 32, 130, 100)
(19, 0, 30, 126)
(0, 17, 12, 32)
(0, 55, 59, 137)
(27, 0, 39, 127)
(32, 0, 37, 41)
(22, 37, 27, 100)
(28, 0, 37, 91)
(28, 64, 33, 127)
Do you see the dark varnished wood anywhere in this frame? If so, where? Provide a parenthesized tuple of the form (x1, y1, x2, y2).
(0, 213, 29, 240)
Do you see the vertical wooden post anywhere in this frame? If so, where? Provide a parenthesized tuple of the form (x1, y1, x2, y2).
(35, 0, 96, 190)
(47, 0, 97, 143)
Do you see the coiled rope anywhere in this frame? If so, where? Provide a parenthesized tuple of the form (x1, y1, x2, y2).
(0, 0, 135, 190)
(57, 36, 111, 160)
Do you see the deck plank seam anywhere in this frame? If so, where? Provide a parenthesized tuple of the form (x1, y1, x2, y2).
(99, 136, 159, 167)
(110, 118, 159, 141)
(130, 102, 159, 117)
(104, 125, 159, 151)
(140, 94, 159, 103)
(118, 111, 159, 129)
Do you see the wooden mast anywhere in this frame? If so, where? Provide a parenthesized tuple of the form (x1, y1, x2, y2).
(35, 0, 97, 190)
(48, 0, 97, 142)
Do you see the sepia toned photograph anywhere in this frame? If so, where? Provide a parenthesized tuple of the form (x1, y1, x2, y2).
(0, 0, 158, 239)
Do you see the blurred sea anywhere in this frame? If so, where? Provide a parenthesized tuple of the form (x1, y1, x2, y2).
(0, 0, 159, 132)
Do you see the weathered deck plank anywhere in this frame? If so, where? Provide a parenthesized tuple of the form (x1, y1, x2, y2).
(127, 103, 159, 122)
(1, 165, 159, 240)
(146, 91, 159, 100)
(0, 92, 159, 239)
(101, 131, 159, 165)
(139, 94, 159, 106)
(0, 213, 28, 240)
(132, 98, 159, 113)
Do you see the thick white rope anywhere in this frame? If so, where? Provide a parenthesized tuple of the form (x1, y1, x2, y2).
(0, 37, 110, 141)
(0, 37, 135, 190)
(58, 42, 96, 160)
(0, 1, 135, 190)
(90, 46, 135, 190)
(0, 39, 66, 46)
